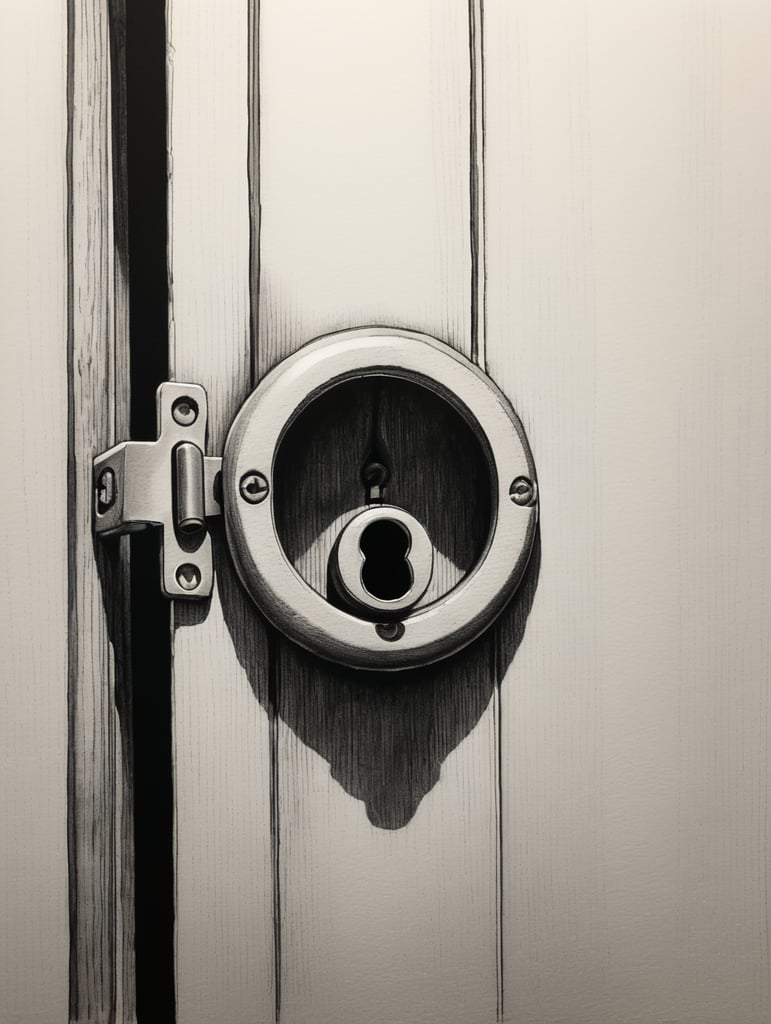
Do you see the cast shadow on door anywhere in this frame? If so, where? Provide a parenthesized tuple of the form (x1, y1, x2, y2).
(211, 527, 540, 830)
(204, 378, 541, 830)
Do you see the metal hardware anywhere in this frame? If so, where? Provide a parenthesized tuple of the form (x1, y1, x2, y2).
(376, 622, 405, 642)
(222, 328, 539, 669)
(175, 442, 206, 533)
(176, 563, 203, 592)
(93, 330, 538, 660)
(171, 395, 199, 427)
(361, 461, 390, 504)
(239, 470, 270, 505)
(509, 475, 537, 507)
(96, 467, 117, 513)
(93, 382, 222, 599)
(330, 506, 434, 618)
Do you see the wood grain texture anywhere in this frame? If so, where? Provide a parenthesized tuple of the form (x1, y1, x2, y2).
(485, 1, 771, 1020)
(255, 0, 471, 374)
(68, 0, 135, 1019)
(2, 1, 133, 1021)
(167, 2, 274, 1022)
(170, 1, 771, 1022)
(0, 5, 70, 1022)
(256, 2, 514, 1022)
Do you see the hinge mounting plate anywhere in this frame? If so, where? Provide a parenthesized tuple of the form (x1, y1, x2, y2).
(93, 382, 222, 599)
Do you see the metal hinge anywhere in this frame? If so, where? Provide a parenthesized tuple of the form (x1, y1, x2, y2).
(93, 382, 222, 599)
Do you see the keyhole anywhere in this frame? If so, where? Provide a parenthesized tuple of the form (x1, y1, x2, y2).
(360, 519, 413, 601)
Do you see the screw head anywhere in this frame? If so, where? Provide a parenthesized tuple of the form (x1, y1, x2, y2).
(176, 564, 201, 592)
(240, 471, 270, 504)
(172, 396, 199, 427)
(376, 621, 405, 642)
(509, 476, 537, 507)
(96, 467, 116, 513)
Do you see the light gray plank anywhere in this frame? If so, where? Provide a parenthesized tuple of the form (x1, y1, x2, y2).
(256, 0, 471, 375)
(0, 0, 133, 1021)
(256, 2, 503, 1022)
(67, 0, 135, 1019)
(167, 2, 275, 1022)
(0, 6, 69, 1019)
(486, 1, 771, 1021)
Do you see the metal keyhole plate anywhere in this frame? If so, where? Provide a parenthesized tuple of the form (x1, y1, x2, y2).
(330, 506, 434, 618)
(222, 328, 538, 670)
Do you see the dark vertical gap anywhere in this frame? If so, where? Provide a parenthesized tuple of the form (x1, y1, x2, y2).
(126, 0, 168, 439)
(125, 0, 175, 1020)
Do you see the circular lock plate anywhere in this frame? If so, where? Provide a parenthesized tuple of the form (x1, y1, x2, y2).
(222, 328, 538, 669)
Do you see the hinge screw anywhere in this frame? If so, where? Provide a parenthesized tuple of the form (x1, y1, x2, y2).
(509, 476, 537, 507)
(176, 564, 202, 592)
(96, 467, 116, 513)
(239, 471, 270, 504)
(172, 396, 199, 427)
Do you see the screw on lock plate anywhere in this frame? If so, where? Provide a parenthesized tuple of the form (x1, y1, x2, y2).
(509, 475, 537, 507)
(239, 471, 270, 504)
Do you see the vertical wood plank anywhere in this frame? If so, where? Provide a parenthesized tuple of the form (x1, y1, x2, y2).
(68, 0, 135, 1019)
(256, 0, 471, 374)
(170, 2, 771, 1022)
(167, 1, 275, 1021)
(485, 5, 607, 1016)
(1, 0, 134, 1021)
(486, 1, 771, 1020)
(0, 4, 70, 1021)
(257, 3, 503, 1023)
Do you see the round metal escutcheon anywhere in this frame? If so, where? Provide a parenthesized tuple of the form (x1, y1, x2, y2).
(222, 328, 539, 670)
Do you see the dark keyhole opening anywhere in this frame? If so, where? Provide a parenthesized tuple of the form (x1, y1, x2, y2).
(360, 519, 413, 601)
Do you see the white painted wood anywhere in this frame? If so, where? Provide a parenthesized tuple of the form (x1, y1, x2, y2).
(486, 1, 771, 1020)
(167, 2, 274, 1022)
(169, 1, 771, 1022)
(257, 3, 502, 1023)
(0, 3, 69, 1022)
(256, 0, 471, 373)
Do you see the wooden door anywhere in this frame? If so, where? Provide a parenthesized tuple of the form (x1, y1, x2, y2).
(2, 1, 134, 1022)
(169, 3, 503, 1020)
(165, 2, 771, 1023)
(4, 1, 771, 1023)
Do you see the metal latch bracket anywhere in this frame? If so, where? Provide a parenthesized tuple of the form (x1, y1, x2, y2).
(93, 382, 222, 599)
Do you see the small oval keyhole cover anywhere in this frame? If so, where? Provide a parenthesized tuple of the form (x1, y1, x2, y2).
(330, 505, 434, 618)
(222, 328, 538, 670)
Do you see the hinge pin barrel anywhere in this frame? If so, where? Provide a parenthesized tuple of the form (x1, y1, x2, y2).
(175, 442, 206, 534)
